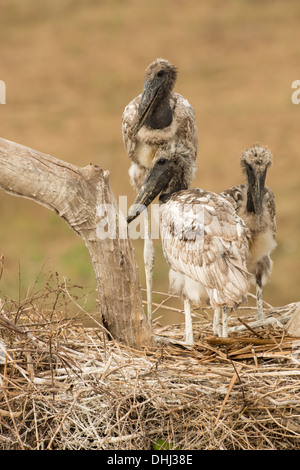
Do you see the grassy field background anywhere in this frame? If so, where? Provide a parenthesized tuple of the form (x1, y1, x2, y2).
(0, 0, 299, 323)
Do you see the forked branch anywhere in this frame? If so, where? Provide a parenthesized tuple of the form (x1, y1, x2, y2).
(0, 138, 153, 349)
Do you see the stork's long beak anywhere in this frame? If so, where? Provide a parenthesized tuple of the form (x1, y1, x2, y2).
(130, 79, 161, 136)
(251, 171, 266, 215)
(127, 162, 172, 223)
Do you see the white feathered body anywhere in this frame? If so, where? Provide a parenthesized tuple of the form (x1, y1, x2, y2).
(160, 189, 250, 310)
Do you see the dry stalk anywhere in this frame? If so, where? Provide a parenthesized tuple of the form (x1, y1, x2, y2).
(0, 282, 300, 450)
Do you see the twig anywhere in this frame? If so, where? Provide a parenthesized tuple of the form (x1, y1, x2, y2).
(214, 365, 243, 427)
(0, 376, 25, 450)
(61, 278, 114, 340)
(237, 318, 263, 338)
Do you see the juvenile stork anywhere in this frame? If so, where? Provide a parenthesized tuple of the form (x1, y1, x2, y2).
(122, 58, 198, 326)
(127, 144, 249, 344)
(221, 144, 276, 324)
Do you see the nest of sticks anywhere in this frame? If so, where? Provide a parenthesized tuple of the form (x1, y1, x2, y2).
(0, 277, 300, 450)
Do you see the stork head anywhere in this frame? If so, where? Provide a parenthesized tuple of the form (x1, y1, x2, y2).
(241, 144, 273, 215)
(130, 58, 177, 136)
(127, 143, 195, 223)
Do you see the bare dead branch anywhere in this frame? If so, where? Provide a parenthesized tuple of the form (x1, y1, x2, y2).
(0, 138, 152, 348)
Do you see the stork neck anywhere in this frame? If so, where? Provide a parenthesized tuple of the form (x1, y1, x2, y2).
(246, 188, 256, 214)
(159, 178, 187, 204)
(145, 96, 173, 130)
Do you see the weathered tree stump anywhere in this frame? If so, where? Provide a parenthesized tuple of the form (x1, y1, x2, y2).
(0, 138, 153, 349)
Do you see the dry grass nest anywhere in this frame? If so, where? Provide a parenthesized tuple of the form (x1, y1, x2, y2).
(0, 277, 300, 450)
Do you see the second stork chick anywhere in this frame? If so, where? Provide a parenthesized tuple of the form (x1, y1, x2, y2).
(221, 144, 276, 323)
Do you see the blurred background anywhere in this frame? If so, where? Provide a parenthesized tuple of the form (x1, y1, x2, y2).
(0, 0, 299, 324)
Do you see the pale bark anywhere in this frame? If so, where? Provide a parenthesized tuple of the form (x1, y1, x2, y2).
(0, 138, 153, 349)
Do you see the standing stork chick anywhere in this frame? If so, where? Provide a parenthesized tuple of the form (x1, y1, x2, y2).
(127, 144, 249, 344)
(122, 58, 198, 327)
(221, 144, 276, 323)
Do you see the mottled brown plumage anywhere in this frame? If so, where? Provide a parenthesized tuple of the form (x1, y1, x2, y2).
(127, 144, 250, 342)
(221, 144, 276, 320)
(122, 59, 198, 328)
(162, 189, 250, 309)
(122, 58, 198, 190)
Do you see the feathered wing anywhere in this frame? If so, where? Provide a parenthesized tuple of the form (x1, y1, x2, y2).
(220, 184, 246, 214)
(122, 94, 149, 191)
(252, 187, 277, 285)
(121, 94, 141, 162)
(160, 189, 249, 308)
(172, 93, 198, 161)
(264, 187, 276, 239)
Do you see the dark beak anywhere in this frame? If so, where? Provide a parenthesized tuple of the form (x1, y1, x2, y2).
(251, 172, 266, 215)
(130, 79, 161, 136)
(127, 162, 172, 223)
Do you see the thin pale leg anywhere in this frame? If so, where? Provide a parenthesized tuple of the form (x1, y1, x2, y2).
(144, 208, 155, 329)
(184, 298, 194, 345)
(221, 306, 228, 338)
(153, 298, 194, 349)
(256, 275, 264, 320)
(213, 308, 221, 336)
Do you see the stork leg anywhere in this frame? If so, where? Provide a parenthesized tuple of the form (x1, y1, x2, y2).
(154, 298, 194, 348)
(221, 306, 228, 338)
(213, 308, 222, 337)
(213, 307, 228, 337)
(144, 208, 155, 330)
(184, 298, 194, 345)
(256, 274, 264, 321)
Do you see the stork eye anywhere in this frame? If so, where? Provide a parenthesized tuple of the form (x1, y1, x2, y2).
(157, 158, 167, 165)
(157, 70, 164, 77)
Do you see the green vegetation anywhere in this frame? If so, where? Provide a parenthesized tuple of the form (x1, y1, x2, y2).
(153, 438, 180, 451)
